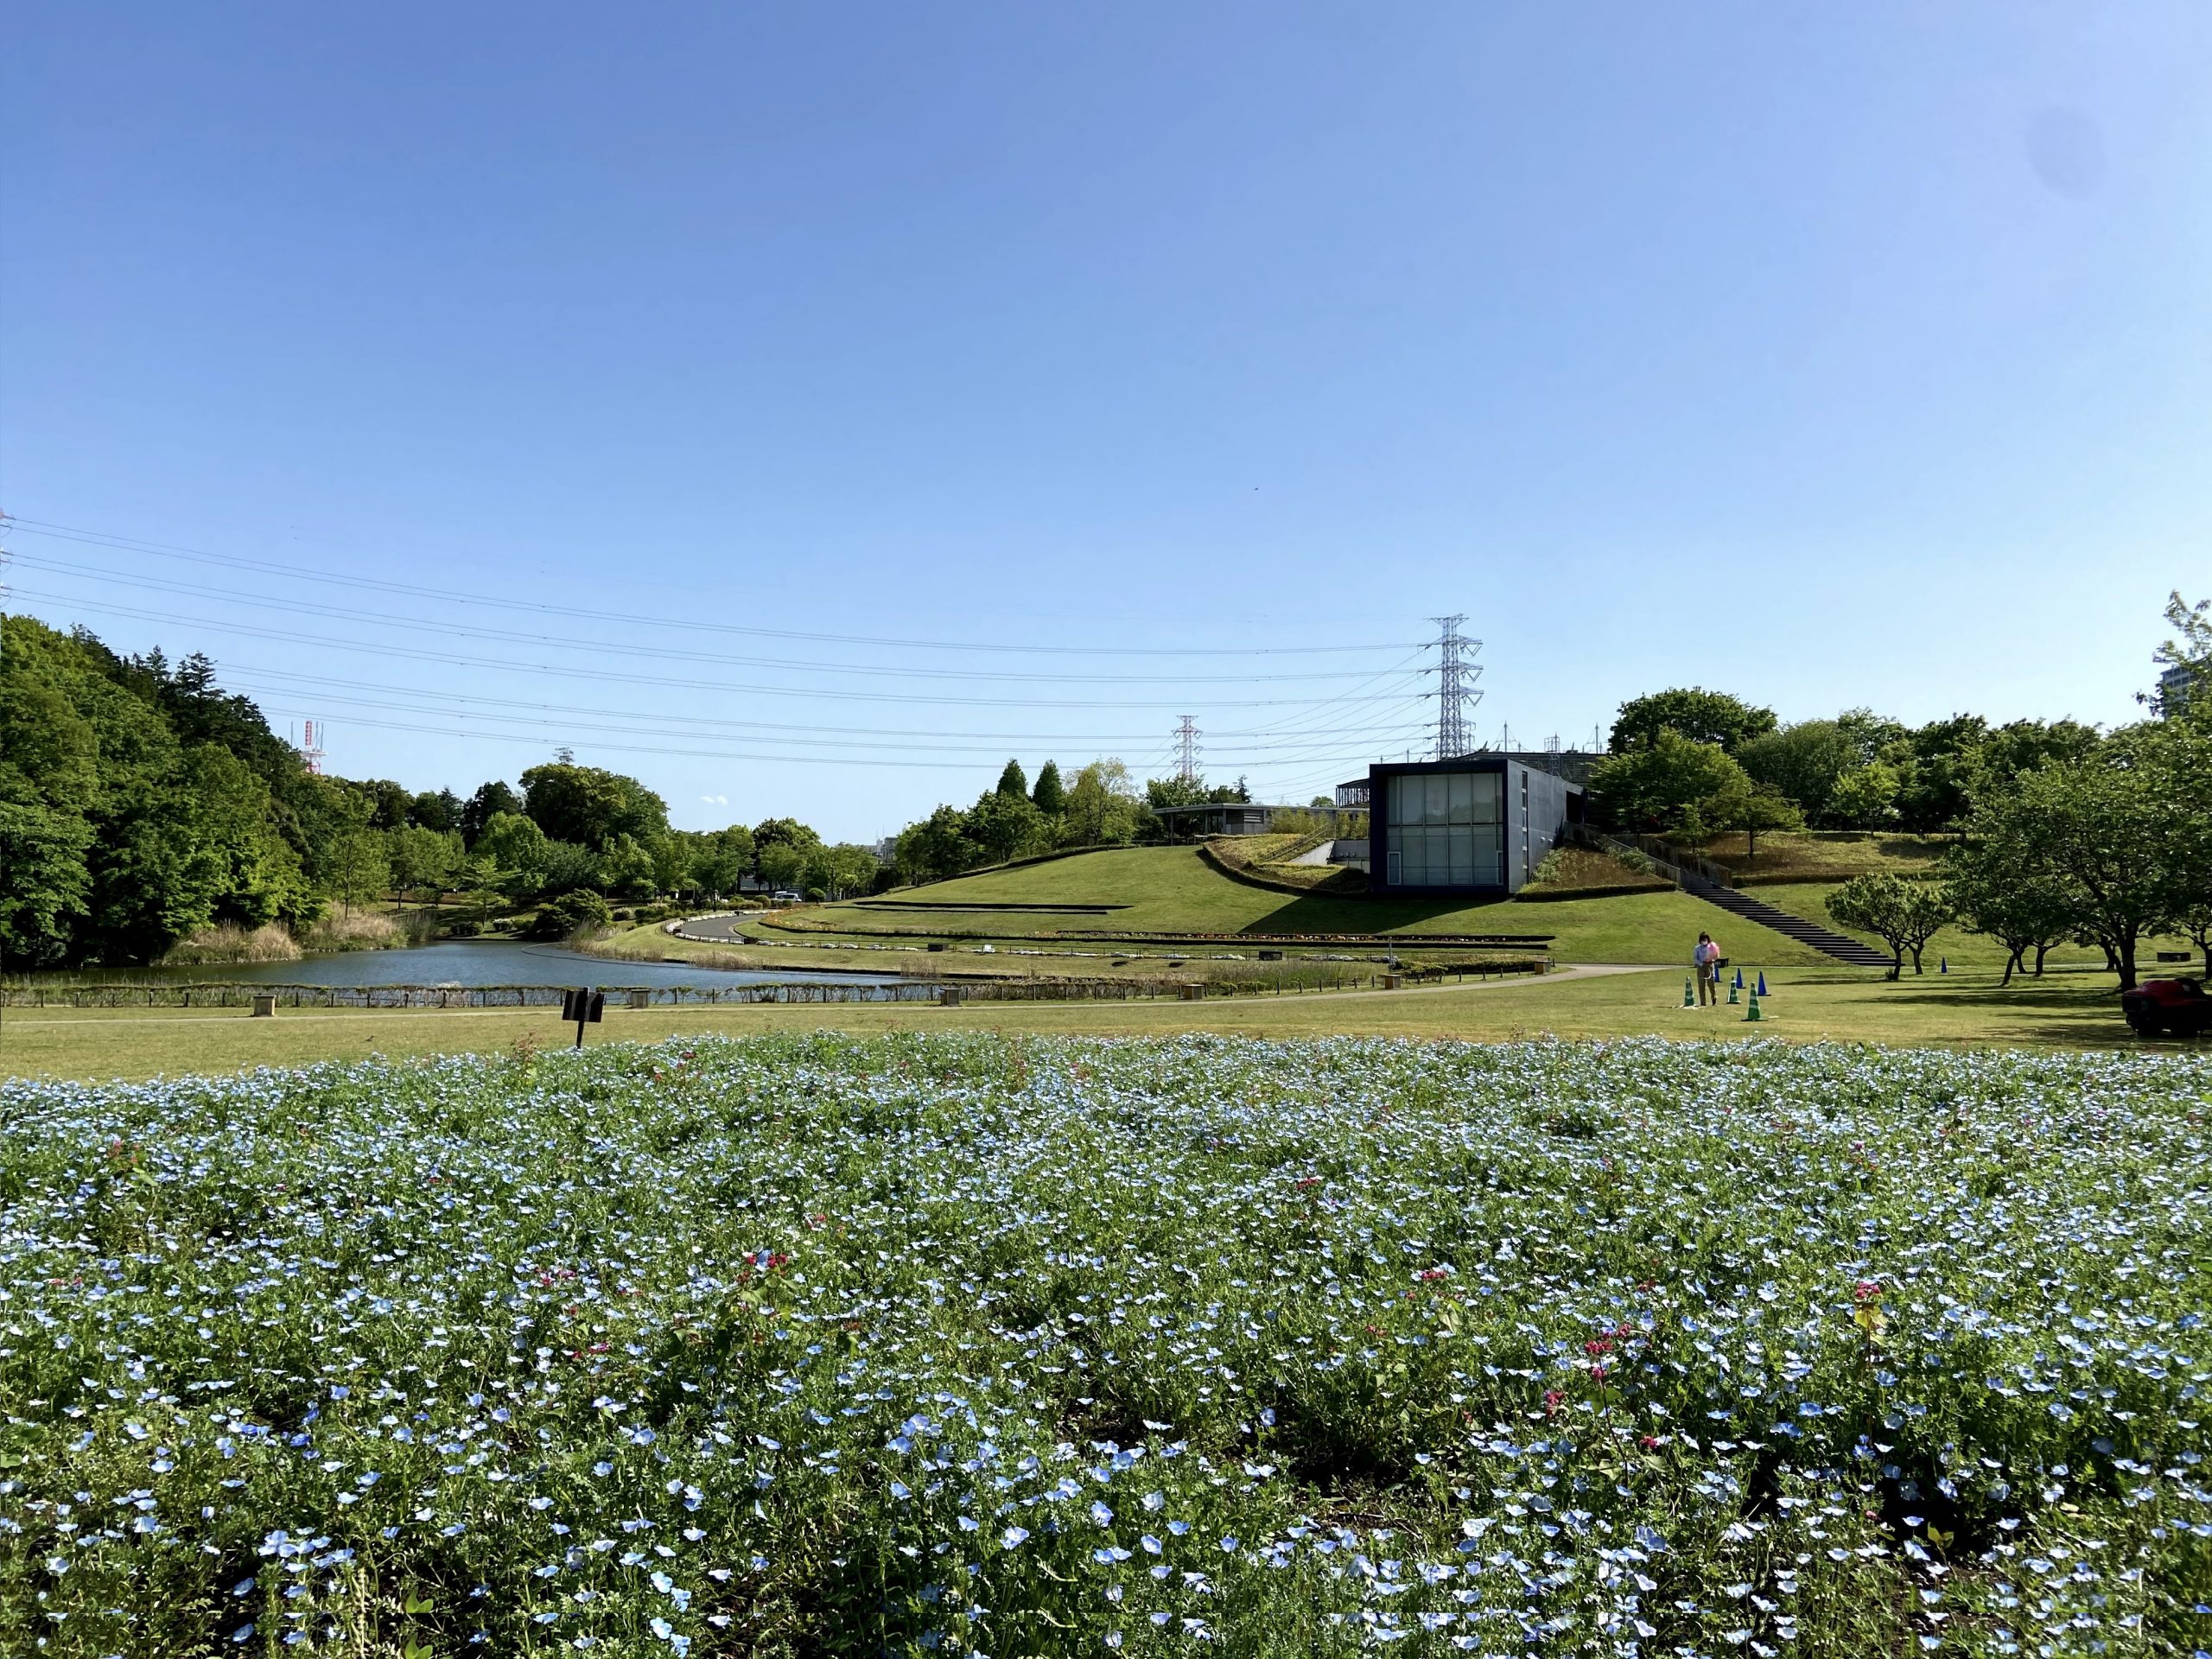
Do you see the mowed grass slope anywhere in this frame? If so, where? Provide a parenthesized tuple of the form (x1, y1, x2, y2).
(781, 846, 1846, 965)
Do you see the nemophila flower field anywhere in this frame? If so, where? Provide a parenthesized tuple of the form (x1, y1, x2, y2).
(3, 1035, 2210, 1657)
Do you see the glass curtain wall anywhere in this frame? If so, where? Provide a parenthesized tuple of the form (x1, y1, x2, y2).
(1384, 770, 1504, 887)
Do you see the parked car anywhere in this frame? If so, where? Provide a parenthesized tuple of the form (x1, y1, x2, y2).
(2120, 977, 2212, 1038)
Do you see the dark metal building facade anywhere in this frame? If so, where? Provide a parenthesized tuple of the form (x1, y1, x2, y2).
(1358, 757, 1586, 897)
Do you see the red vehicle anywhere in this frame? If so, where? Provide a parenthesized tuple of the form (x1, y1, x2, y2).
(2121, 977, 2212, 1039)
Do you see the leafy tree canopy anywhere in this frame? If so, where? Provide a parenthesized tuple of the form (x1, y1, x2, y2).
(1609, 689, 1777, 755)
(522, 762, 670, 852)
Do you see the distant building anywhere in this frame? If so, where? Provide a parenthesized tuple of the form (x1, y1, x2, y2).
(1149, 801, 1356, 838)
(1348, 754, 1587, 896)
(2158, 663, 2201, 718)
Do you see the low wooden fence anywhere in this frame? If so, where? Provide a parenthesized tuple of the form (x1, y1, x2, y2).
(6, 959, 1548, 1012)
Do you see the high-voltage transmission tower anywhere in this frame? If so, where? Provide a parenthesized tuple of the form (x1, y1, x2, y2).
(1173, 715, 1202, 784)
(1427, 614, 1484, 759)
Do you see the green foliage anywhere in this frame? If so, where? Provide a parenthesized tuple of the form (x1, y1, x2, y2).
(1962, 720, 2209, 988)
(803, 842, 882, 899)
(1826, 760, 1903, 829)
(1145, 773, 1250, 809)
(0, 802, 94, 969)
(2153, 589, 2210, 711)
(1031, 760, 1065, 817)
(520, 761, 671, 852)
(529, 887, 613, 939)
(1589, 730, 1752, 834)
(751, 817, 823, 859)
(995, 758, 1028, 799)
(597, 832, 660, 900)
(385, 823, 462, 906)
(458, 779, 523, 845)
(757, 841, 809, 893)
(1608, 687, 1777, 754)
(1944, 837, 2077, 983)
(1827, 872, 1954, 977)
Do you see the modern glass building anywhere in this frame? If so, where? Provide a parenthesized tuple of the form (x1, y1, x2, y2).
(1356, 757, 1586, 897)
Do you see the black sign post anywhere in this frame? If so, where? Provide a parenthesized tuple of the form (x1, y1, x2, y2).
(561, 987, 605, 1048)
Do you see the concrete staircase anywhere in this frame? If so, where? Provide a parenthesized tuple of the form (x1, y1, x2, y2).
(1681, 877, 1893, 969)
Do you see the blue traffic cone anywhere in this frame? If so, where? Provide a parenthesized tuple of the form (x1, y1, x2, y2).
(1732, 967, 1744, 990)
(1939, 957, 1948, 975)
(1756, 971, 1768, 997)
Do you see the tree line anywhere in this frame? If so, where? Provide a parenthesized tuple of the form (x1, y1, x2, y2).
(1591, 594, 2212, 987)
(888, 759, 1280, 885)
(0, 618, 878, 969)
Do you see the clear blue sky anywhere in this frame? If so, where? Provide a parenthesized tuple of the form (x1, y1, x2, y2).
(6, 4, 2207, 841)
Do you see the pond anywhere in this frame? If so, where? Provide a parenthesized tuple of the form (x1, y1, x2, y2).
(10, 938, 899, 992)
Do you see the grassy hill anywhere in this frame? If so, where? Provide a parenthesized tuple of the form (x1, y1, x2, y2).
(772, 845, 1849, 966)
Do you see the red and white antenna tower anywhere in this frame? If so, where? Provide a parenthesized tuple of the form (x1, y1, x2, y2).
(293, 718, 327, 776)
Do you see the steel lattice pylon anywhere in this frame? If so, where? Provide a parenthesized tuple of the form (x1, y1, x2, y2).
(1428, 614, 1484, 760)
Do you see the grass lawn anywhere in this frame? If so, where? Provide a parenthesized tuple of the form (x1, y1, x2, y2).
(778, 847, 1848, 965)
(3, 963, 2180, 1082)
(1681, 830, 1953, 882)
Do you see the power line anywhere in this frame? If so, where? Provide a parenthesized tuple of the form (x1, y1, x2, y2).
(214, 663, 1422, 744)
(6, 588, 1412, 710)
(9, 518, 1421, 657)
(10, 555, 1409, 685)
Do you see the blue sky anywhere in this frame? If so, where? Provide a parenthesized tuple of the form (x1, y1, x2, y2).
(5, 3, 2207, 840)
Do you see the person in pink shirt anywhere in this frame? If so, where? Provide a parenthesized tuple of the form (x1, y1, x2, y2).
(1694, 932, 1721, 1005)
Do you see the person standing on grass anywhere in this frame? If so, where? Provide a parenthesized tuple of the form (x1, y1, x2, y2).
(1694, 932, 1718, 1005)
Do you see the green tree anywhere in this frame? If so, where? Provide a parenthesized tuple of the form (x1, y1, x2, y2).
(969, 790, 1045, 865)
(0, 803, 94, 969)
(894, 805, 973, 884)
(476, 811, 553, 889)
(531, 887, 613, 940)
(599, 833, 659, 900)
(180, 746, 310, 928)
(1827, 873, 1954, 979)
(757, 841, 808, 893)
(410, 789, 462, 834)
(691, 826, 754, 899)
(458, 780, 522, 846)
(1943, 840, 2076, 983)
(2152, 589, 2210, 713)
(1031, 760, 1065, 817)
(651, 835, 695, 899)
(1608, 689, 1777, 755)
(1964, 729, 2186, 989)
(804, 842, 881, 899)
(1698, 773, 1804, 857)
(521, 762, 670, 851)
(1738, 721, 1858, 823)
(327, 821, 391, 916)
(385, 823, 461, 909)
(995, 759, 1029, 800)
(1827, 762, 1903, 830)
(1066, 760, 1141, 846)
(1588, 731, 1751, 835)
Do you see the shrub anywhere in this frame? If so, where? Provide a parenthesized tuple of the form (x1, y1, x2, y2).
(444, 919, 482, 938)
(529, 889, 614, 940)
(161, 922, 302, 965)
(297, 911, 406, 953)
